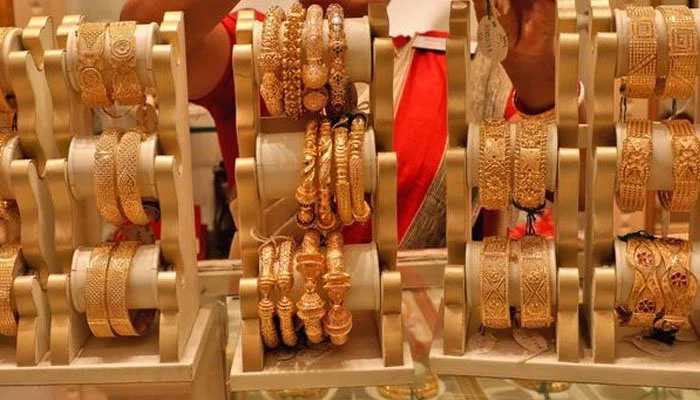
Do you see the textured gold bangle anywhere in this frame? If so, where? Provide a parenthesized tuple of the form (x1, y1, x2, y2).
(76, 22, 111, 108)
(349, 115, 371, 223)
(295, 229, 326, 343)
(480, 236, 511, 329)
(0, 28, 14, 116)
(276, 237, 298, 347)
(334, 124, 354, 226)
(625, 236, 664, 327)
(282, 2, 305, 119)
(327, 4, 348, 113)
(302, 5, 329, 112)
(316, 119, 338, 231)
(107, 21, 144, 106)
(658, 119, 700, 212)
(323, 231, 352, 345)
(296, 120, 318, 228)
(519, 235, 553, 328)
(513, 120, 547, 209)
(478, 119, 511, 210)
(616, 119, 652, 212)
(260, 6, 286, 116)
(116, 129, 150, 225)
(0, 244, 22, 336)
(659, 6, 697, 99)
(95, 127, 126, 225)
(0, 200, 20, 246)
(258, 241, 279, 348)
(656, 237, 696, 331)
(625, 6, 657, 98)
(86, 242, 117, 337)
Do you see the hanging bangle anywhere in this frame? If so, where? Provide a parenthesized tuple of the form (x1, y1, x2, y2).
(624, 6, 657, 98)
(282, 2, 305, 119)
(0, 244, 22, 336)
(95, 127, 127, 225)
(302, 5, 329, 112)
(86, 242, 117, 338)
(116, 128, 150, 225)
(107, 21, 144, 106)
(276, 237, 298, 347)
(316, 119, 337, 231)
(519, 235, 553, 328)
(327, 4, 348, 112)
(513, 120, 547, 209)
(349, 115, 371, 223)
(480, 236, 511, 329)
(659, 6, 697, 99)
(258, 241, 280, 348)
(478, 119, 511, 210)
(616, 119, 652, 212)
(296, 120, 318, 228)
(657, 119, 700, 212)
(334, 123, 354, 226)
(0, 28, 14, 115)
(76, 22, 111, 108)
(625, 236, 664, 327)
(656, 237, 697, 331)
(323, 231, 352, 345)
(260, 6, 285, 116)
(295, 229, 326, 344)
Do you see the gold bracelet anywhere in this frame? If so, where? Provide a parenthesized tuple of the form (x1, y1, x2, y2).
(0, 200, 20, 246)
(95, 127, 126, 225)
(656, 237, 696, 331)
(513, 120, 547, 209)
(258, 241, 279, 348)
(86, 242, 117, 337)
(295, 229, 326, 343)
(0, 244, 22, 336)
(296, 120, 318, 228)
(625, 6, 657, 98)
(480, 236, 511, 329)
(616, 119, 652, 212)
(107, 21, 144, 106)
(327, 4, 348, 113)
(323, 231, 352, 345)
(519, 235, 553, 328)
(478, 119, 511, 210)
(625, 236, 664, 327)
(282, 2, 305, 119)
(0, 28, 14, 116)
(349, 115, 371, 223)
(659, 6, 697, 99)
(276, 237, 298, 347)
(658, 119, 700, 212)
(260, 6, 286, 116)
(334, 124, 354, 226)
(316, 119, 338, 231)
(302, 5, 329, 112)
(116, 128, 150, 225)
(77, 22, 111, 108)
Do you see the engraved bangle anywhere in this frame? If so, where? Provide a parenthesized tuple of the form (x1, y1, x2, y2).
(0, 244, 22, 336)
(77, 22, 111, 108)
(658, 119, 700, 212)
(0, 28, 14, 116)
(480, 236, 511, 329)
(519, 235, 553, 328)
(624, 6, 657, 98)
(478, 119, 511, 210)
(625, 236, 664, 327)
(86, 242, 117, 337)
(316, 119, 338, 231)
(258, 241, 280, 348)
(295, 229, 326, 344)
(107, 21, 144, 106)
(349, 115, 371, 223)
(616, 119, 652, 212)
(282, 2, 305, 119)
(323, 231, 352, 345)
(296, 120, 318, 228)
(95, 127, 126, 225)
(656, 237, 696, 331)
(302, 5, 329, 112)
(659, 6, 697, 99)
(327, 4, 348, 112)
(260, 6, 286, 116)
(116, 129, 150, 225)
(276, 237, 298, 347)
(334, 124, 354, 226)
(513, 120, 547, 209)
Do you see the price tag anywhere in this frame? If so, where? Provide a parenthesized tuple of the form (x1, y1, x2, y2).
(630, 336, 673, 358)
(467, 332, 496, 354)
(513, 328, 548, 354)
(476, 15, 508, 62)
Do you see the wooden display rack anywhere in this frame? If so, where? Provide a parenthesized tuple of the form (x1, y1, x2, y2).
(229, 3, 414, 391)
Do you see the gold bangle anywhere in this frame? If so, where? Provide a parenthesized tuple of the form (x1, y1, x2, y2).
(0, 200, 20, 246)
(480, 236, 511, 329)
(95, 127, 126, 225)
(296, 120, 318, 228)
(86, 242, 117, 337)
(478, 119, 511, 210)
(658, 119, 700, 212)
(276, 237, 298, 347)
(519, 235, 553, 328)
(327, 4, 348, 113)
(625, 236, 664, 327)
(616, 119, 652, 212)
(659, 6, 697, 99)
(258, 241, 279, 348)
(282, 2, 305, 119)
(625, 6, 657, 98)
(302, 5, 329, 112)
(107, 21, 144, 106)
(0, 244, 22, 336)
(349, 115, 371, 223)
(116, 129, 150, 225)
(656, 237, 696, 331)
(316, 119, 338, 231)
(295, 229, 326, 344)
(334, 124, 354, 226)
(0, 28, 14, 116)
(323, 231, 352, 345)
(260, 6, 286, 116)
(76, 22, 111, 108)
(513, 120, 547, 209)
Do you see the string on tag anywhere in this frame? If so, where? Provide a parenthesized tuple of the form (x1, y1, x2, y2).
(512, 200, 545, 235)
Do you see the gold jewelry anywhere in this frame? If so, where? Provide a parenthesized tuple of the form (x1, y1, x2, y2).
(316, 119, 337, 231)
(0, 244, 22, 336)
(334, 124, 354, 226)
(107, 21, 144, 106)
(625, 6, 657, 98)
(95, 127, 126, 225)
(626, 236, 664, 327)
(323, 231, 352, 345)
(0, 28, 14, 116)
(116, 129, 150, 225)
(327, 4, 348, 112)
(616, 119, 652, 212)
(478, 119, 511, 210)
(480, 236, 511, 329)
(260, 6, 286, 116)
(519, 235, 553, 328)
(296, 120, 318, 228)
(258, 241, 279, 348)
(276, 237, 298, 347)
(76, 22, 111, 108)
(302, 87, 329, 113)
(659, 6, 697, 99)
(513, 120, 547, 209)
(295, 229, 326, 343)
(0, 200, 20, 245)
(282, 2, 305, 119)
(86, 242, 117, 337)
(349, 115, 371, 223)
(656, 237, 696, 331)
(302, 5, 329, 112)
(658, 119, 700, 212)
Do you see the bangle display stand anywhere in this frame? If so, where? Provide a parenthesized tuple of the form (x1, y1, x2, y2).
(229, 3, 414, 391)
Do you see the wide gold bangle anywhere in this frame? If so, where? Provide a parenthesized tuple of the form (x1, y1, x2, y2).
(625, 236, 664, 327)
(327, 4, 348, 113)
(480, 236, 511, 329)
(519, 235, 553, 328)
(349, 115, 371, 223)
(0, 244, 22, 336)
(296, 120, 318, 228)
(656, 237, 697, 331)
(276, 237, 298, 347)
(323, 231, 352, 345)
(94, 127, 126, 225)
(260, 6, 285, 116)
(513, 120, 547, 209)
(258, 241, 279, 348)
(295, 229, 326, 344)
(478, 119, 511, 210)
(316, 119, 337, 231)
(86, 242, 117, 337)
(659, 6, 697, 99)
(616, 119, 652, 212)
(282, 2, 305, 119)
(658, 119, 700, 212)
(0, 28, 14, 116)
(107, 21, 144, 106)
(624, 6, 657, 98)
(302, 5, 329, 113)
(334, 123, 354, 226)
(76, 22, 111, 108)
(116, 128, 150, 225)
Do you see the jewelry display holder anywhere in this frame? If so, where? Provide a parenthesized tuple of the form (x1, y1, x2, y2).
(229, 4, 414, 391)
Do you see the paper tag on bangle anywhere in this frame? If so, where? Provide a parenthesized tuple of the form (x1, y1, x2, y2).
(467, 332, 496, 353)
(629, 336, 673, 358)
(513, 328, 548, 353)
(477, 15, 508, 62)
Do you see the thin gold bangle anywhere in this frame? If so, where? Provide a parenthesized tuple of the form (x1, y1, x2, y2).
(334, 123, 354, 226)
(656, 237, 696, 331)
(513, 120, 547, 209)
(478, 119, 511, 210)
(327, 4, 348, 112)
(349, 115, 371, 223)
(316, 119, 337, 231)
(323, 231, 352, 345)
(616, 119, 652, 212)
(625, 236, 664, 327)
(296, 120, 318, 228)
(95, 127, 126, 225)
(116, 128, 150, 225)
(107, 21, 144, 106)
(625, 6, 657, 98)
(260, 6, 285, 116)
(258, 241, 279, 348)
(659, 6, 697, 99)
(282, 2, 305, 119)
(0, 244, 22, 336)
(76, 22, 111, 108)
(295, 229, 326, 344)
(0, 28, 14, 116)
(302, 5, 329, 112)
(480, 236, 511, 329)
(276, 237, 298, 347)
(86, 242, 117, 338)
(519, 235, 553, 328)
(658, 119, 700, 212)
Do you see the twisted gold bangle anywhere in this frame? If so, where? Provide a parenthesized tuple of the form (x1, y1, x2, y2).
(334, 124, 354, 226)
(260, 6, 285, 116)
(625, 236, 664, 327)
(276, 237, 298, 347)
(478, 119, 511, 210)
(302, 5, 329, 112)
(659, 6, 697, 99)
(625, 6, 657, 98)
(295, 229, 326, 343)
(76, 22, 111, 108)
(0, 28, 14, 116)
(95, 127, 126, 225)
(616, 119, 652, 212)
(86, 242, 116, 338)
(656, 237, 696, 331)
(349, 115, 371, 223)
(116, 129, 150, 225)
(258, 241, 279, 348)
(323, 231, 352, 345)
(282, 2, 305, 119)
(296, 120, 318, 228)
(480, 236, 511, 329)
(519, 235, 553, 328)
(107, 21, 144, 106)
(513, 120, 547, 209)
(316, 119, 337, 231)
(0, 244, 21, 336)
(327, 4, 348, 112)
(658, 119, 700, 212)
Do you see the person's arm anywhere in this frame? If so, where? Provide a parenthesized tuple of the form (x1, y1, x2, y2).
(120, 0, 238, 99)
